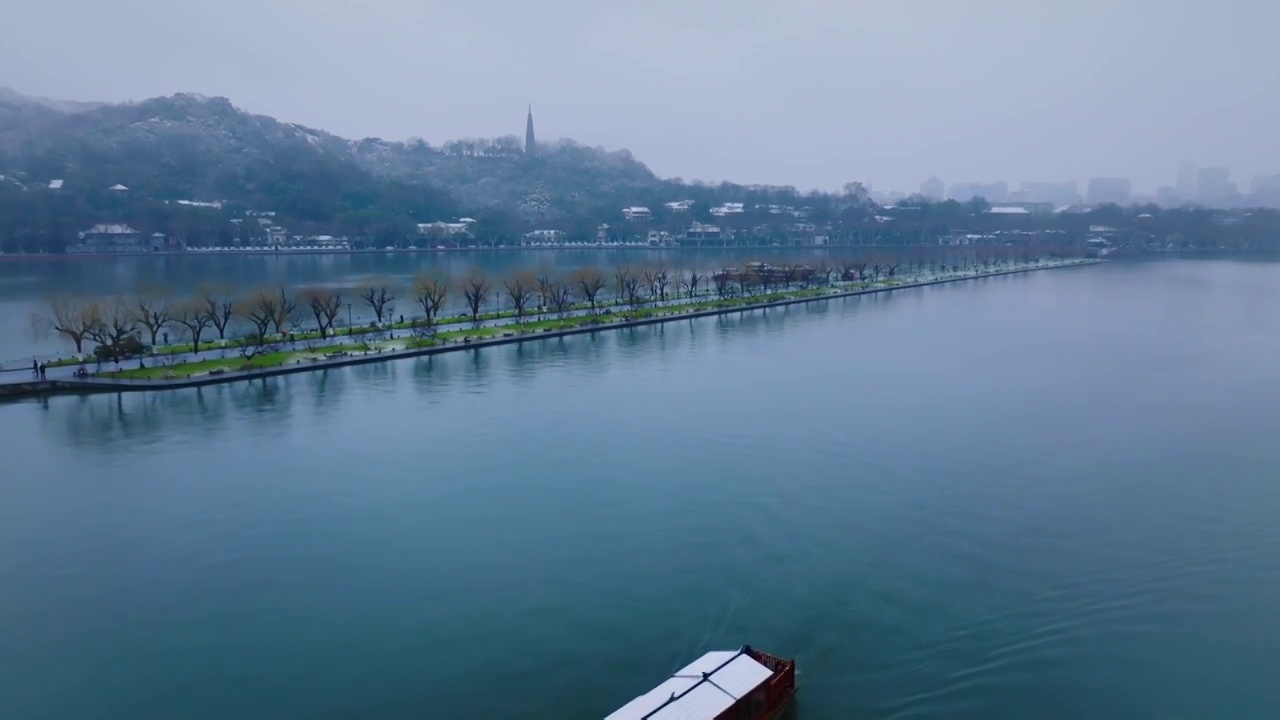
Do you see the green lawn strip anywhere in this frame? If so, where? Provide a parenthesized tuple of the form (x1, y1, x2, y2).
(435, 326, 504, 341)
(152, 338, 251, 355)
(404, 337, 444, 349)
(99, 352, 294, 380)
(433, 315, 603, 342)
(95, 343, 385, 380)
(104, 358, 235, 380)
(510, 316, 604, 332)
(297, 341, 377, 355)
(151, 342, 198, 356)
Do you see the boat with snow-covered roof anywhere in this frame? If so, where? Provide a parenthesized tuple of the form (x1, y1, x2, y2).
(605, 645, 796, 720)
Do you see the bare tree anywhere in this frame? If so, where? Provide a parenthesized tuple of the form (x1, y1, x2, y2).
(548, 277, 574, 318)
(533, 265, 556, 316)
(358, 279, 397, 325)
(238, 288, 280, 348)
(200, 285, 237, 340)
(781, 263, 801, 289)
(812, 260, 832, 286)
(87, 298, 140, 350)
(411, 271, 450, 330)
(460, 267, 491, 325)
(132, 290, 172, 347)
(838, 258, 856, 281)
(613, 265, 635, 306)
(503, 272, 536, 325)
(34, 297, 102, 354)
(641, 265, 659, 302)
(269, 286, 299, 335)
(300, 287, 344, 339)
(654, 264, 671, 301)
(573, 267, 607, 315)
(755, 264, 773, 294)
(681, 269, 705, 299)
(795, 264, 814, 289)
(622, 272, 645, 309)
(712, 269, 733, 298)
(171, 298, 213, 354)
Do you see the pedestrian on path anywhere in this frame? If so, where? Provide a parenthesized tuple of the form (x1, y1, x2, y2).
(32, 357, 38, 375)
(38, 363, 46, 379)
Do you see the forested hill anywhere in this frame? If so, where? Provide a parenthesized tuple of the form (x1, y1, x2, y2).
(0, 88, 669, 248)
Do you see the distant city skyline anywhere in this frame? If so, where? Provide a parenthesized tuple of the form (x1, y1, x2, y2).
(888, 165, 1280, 208)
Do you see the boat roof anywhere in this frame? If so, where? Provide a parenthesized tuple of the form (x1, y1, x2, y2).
(605, 647, 774, 720)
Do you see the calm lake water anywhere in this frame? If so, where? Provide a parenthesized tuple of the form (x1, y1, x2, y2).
(2, 258, 1280, 719)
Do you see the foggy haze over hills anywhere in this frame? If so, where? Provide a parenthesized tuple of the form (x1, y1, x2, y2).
(1, 1, 1277, 195)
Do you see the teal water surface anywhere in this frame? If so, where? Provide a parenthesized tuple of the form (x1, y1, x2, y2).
(2, 259, 1279, 719)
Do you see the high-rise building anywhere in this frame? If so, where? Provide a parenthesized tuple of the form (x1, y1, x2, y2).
(1196, 167, 1231, 205)
(947, 181, 1008, 202)
(1086, 177, 1131, 205)
(871, 189, 907, 205)
(525, 105, 536, 157)
(947, 183, 980, 202)
(920, 175, 944, 200)
(1020, 181, 1080, 207)
(1156, 187, 1181, 207)
(1176, 162, 1196, 200)
(947, 183, 974, 201)
(1250, 174, 1280, 207)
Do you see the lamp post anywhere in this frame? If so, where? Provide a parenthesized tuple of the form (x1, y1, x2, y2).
(347, 303, 352, 332)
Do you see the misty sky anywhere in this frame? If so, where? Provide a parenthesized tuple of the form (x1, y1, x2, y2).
(2, 1, 1276, 194)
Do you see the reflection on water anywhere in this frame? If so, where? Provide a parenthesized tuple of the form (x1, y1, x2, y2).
(308, 369, 349, 415)
(42, 379, 299, 451)
(348, 356, 397, 386)
(227, 378, 292, 431)
(33, 301, 853, 449)
(5, 260, 1280, 719)
(49, 389, 216, 451)
(410, 356, 447, 396)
